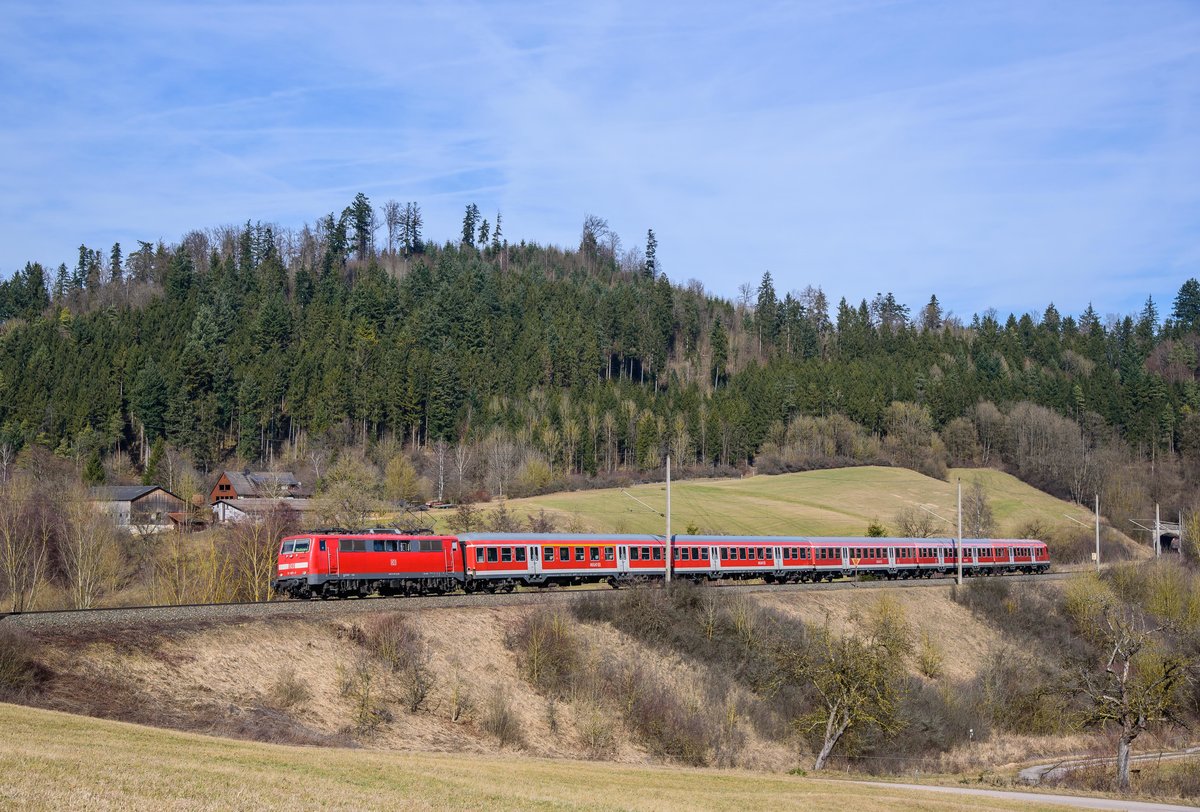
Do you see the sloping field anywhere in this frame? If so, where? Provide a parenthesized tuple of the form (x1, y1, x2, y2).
(460, 466, 1120, 541)
(0, 702, 1078, 811)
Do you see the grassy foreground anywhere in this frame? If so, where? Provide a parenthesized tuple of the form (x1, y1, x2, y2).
(452, 466, 1104, 538)
(0, 702, 1075, 811)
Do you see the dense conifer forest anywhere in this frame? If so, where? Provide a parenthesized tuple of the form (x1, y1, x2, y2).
(1, 193, 1199, 532)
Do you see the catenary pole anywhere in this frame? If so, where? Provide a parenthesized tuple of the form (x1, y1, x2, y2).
(1095, 494, 1101, 573)
(1155, 503, 1161, 557)
(956, 479, 963, 586)
(665, 455, 671, 584)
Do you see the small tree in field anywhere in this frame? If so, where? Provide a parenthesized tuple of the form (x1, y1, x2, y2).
(787, 604, 907, 770)
(1066, 575, 1191, 792)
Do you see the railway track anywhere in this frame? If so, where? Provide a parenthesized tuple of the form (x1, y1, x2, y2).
(0, 571, 1071, 632)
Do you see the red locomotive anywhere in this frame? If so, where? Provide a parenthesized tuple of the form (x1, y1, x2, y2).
(272, 529, 1049, 599)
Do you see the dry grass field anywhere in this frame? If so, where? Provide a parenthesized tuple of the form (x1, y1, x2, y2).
(0, 702, 1083, 811)
(435, 466, 1131, 543)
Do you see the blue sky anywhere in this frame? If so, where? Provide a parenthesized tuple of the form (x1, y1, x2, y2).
(1, 1, 1197, 320)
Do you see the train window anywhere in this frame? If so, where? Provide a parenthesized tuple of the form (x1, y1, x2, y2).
(575, 547, 585, 561)
(605, 547, 614, 561)
(590, 547, 600, 561)
(630, 547, 640, 561)
(674, 547, 681, 560)
(372, 541, 384, 552)
(294, 541, 310, 554)
(544, 547, 554, 561)
(319, 540, 326, 552)
(501, 548, 512, 563)
(642, 546, 651, 559)
(486, 547, 498, 562)
(653, 548, 662, 560)
(701, 548, 709, 560)
(681, 548, 690, 560)
(560, 547, 569, 561)
(281, 541, 294, 554)
(516, 548, 526, 562)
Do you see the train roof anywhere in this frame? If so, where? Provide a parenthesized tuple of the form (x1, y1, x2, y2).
(458, 533, 663, 542)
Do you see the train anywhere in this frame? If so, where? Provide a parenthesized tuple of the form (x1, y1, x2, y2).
(272, 529, 1050, 599)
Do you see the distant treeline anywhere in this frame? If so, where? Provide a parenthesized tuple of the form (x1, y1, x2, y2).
(2, 194, 1200, 529)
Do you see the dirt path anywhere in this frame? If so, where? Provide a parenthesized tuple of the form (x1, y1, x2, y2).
(848, 780, 1200, 811)
(1019, 747, 1200, 785)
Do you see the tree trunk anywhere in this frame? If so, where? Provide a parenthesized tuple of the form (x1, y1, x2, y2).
(1117, 733, 1133, 792)
(813, 708, 850, 771)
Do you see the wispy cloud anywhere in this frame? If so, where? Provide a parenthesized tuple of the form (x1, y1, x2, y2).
(1, 1, 1197, 318)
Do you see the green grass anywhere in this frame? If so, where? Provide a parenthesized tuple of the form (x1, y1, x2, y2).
(0, 702, 1081, 811)
(428, 466, 1107, 539)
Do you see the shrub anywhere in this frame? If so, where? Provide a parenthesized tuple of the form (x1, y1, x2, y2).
(916, 630, 944, 679)
(481, 688, 523, 747)
(508, 609, 582, 697)
(575, 700, 616, 758)
(0, 628, 38, 699)
(267, 668, 311, 710)
(361, 614, 434, 712)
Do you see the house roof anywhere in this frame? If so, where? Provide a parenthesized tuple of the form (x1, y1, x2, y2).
(89, 485, 180, 503)
(220, 470, 308, 497)
(215, 497, 317, 516)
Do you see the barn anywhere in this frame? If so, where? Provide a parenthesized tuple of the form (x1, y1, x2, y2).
(89, 485, 185, 532)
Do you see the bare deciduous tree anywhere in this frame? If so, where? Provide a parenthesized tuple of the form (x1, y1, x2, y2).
(893, 506, 940, 538)
(0, 477, 53, 611)
(60, 494, 120, 609)
(1068, 589, 1190, 792)
(227, 503, 298, 601)
(962, 479, 996, 537)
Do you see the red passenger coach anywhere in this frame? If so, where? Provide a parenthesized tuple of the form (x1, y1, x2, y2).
(460, 534, 662, 590)
(273, 530, 461, 599)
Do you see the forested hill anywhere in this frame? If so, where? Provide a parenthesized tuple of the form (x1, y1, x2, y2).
(1, 195, 1199, 530)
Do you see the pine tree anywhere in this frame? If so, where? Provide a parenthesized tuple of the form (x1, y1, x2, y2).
(491, 212, 503, 251)
(756, 271, 778, 350)
(1173, 279, 1200, 330)
(644, 229, 657, 278)
(461, 203, 480, 246)
(83, 450, 105, 486)
(710, 318, 728, 387)
(478, 219, 490, 248)
(53, 263, 68, 302)
(142, 437, 165, 485)
(109, 242, 123, 284)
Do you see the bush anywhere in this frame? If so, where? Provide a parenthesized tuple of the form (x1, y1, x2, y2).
(481, 689, 523, 747)
(507, 609, 582, 697)
(0, 628, 38, 699)
(267, 668, 310, 710)
(361, 614, 434, 713)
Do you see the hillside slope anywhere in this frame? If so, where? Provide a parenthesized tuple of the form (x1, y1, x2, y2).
(448, 466, 1139, 548)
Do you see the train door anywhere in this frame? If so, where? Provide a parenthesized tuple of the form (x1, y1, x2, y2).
(887, 546, 896, 570)
(711, 546, 720, 574)
(840, 545, 849, 571)
(937, 545, 945, 568)
(617, 545, 628, 575)
(529, 544, 541, 576)
(325, 538, 338, 575)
